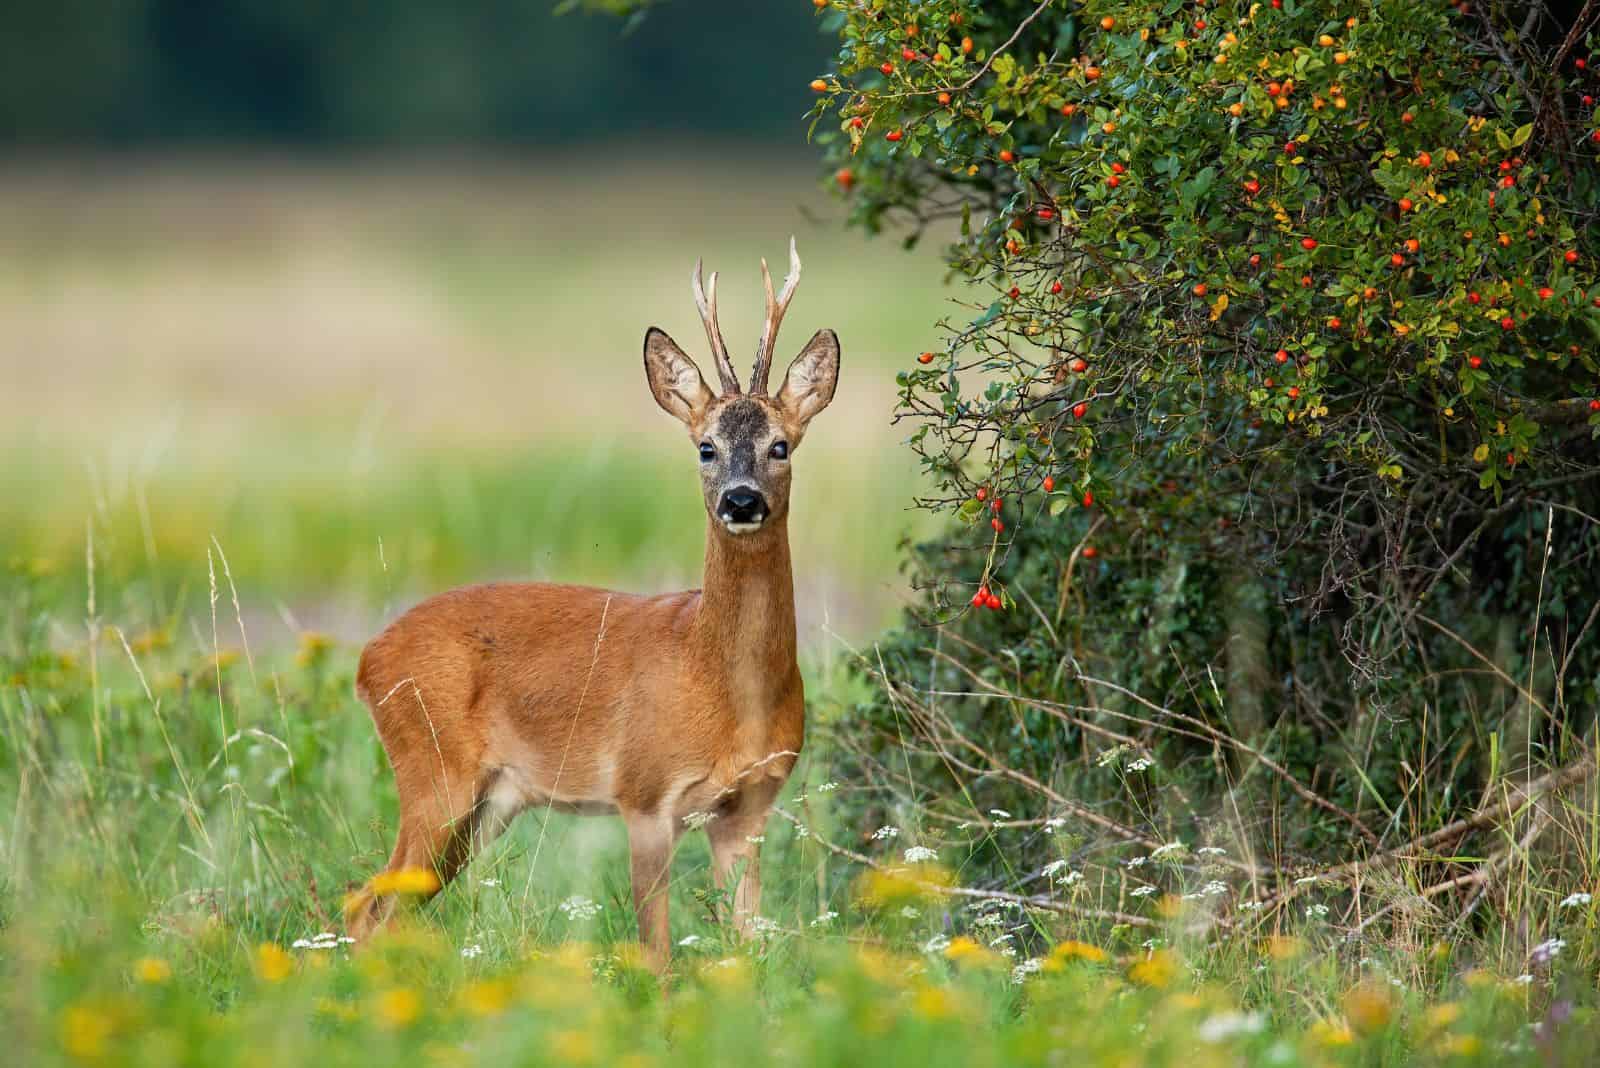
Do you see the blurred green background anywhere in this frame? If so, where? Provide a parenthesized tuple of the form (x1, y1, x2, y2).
(1, 2, 952, 651)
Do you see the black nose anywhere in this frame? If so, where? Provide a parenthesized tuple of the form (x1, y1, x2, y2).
(719, 488, 768, 524)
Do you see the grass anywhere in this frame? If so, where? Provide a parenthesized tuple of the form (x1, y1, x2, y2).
(3, 579, 1597, 1067)
(4, 158, 1600, 1065)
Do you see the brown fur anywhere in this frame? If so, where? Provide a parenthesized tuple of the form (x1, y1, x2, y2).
(346, 276, 840, 971)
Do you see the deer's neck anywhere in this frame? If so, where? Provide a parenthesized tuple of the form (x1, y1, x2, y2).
(693, 519, 799, 716)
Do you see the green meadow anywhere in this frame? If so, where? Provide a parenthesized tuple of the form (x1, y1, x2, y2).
(3, 160, 1598, 1067)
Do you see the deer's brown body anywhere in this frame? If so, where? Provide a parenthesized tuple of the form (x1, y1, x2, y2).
(345, 240, 838, 969)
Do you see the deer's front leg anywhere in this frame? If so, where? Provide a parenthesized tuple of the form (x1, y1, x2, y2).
(625, 812, 678, 972)
(706, 779, 781, 934)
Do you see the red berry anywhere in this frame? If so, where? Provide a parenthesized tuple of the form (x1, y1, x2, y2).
(1043, 475, 1055, 492)
(1284, 141, 1297, 154)
(1111, 162, 1126, 174)
(991, 516, 1005, 532)
(1009, 286, 1021, 299)
(1329, 316, 1342, 329)
(1271, 0, 1281, 7)
(850, 117, 864, 128)
(1274, 348, 1289, 364)
(1037, 207, 1055, 220)
(1417, 151, 1432, 167)
(1107, 175, 1120, 188)
(1468, 291, 1481, 304)
(971, 588, 987, 607)
(1501, 316, 1515, 330)
(1401, 112, 1415, 124)
(886, 129, 903, 141)
(1301, 237, 1318, 250)
(1082, 491, 1094, 507)
(1566, 250, 1580, 264)
(1249, 254, 1262, 267)
(999, 149, 1015, 163)
(880, 62, 894, 74)
(1288, 386, 1300, 399)
(1468, 355, 1483, 369)
(1073, 401, 1089, 419)
(902, 47, 916, 61)
(1051, 280, 1064, 294)
(917, 351, 934, 364)
(1243, 179, 1261, 195)
(1539, 286, 1555, 300)
(1590, 399, 1600, 412)
(1399, 197, 1414, 212)
(985, 593, 1002, 610)
(1082, 545, 1098, 559)
(1580, 58, 1589, 70)
(1069, 358, 1088, 373)
(1500, 175, 1515, 189)
(990, 498, 1003, 513)
(976, 487, 988, 501)
(1392, 253, 1406, 267)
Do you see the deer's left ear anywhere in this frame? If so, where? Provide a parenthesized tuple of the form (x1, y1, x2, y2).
(776, 329, 840, 429)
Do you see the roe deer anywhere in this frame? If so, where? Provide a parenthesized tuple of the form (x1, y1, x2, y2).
(344, 239, 839, 970)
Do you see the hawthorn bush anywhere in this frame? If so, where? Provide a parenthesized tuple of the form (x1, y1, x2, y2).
(813, 0, 1600, 873)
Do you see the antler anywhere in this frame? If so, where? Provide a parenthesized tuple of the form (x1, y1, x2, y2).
(692, 259, 742, 395)
(748, 236, 802, 395)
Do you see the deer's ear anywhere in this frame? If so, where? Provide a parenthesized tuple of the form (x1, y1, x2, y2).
(644, 327, 714, 425)
(776, 329, 840, 430)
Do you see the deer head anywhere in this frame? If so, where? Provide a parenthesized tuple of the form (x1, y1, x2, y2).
(643, 238, 841, 538)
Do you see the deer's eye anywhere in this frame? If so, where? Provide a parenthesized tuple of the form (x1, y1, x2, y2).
(770, 441, 789, 460)
(698, 442, 716, 463)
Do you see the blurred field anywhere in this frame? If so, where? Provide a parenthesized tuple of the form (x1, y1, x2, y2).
(0, 153, 954, 647)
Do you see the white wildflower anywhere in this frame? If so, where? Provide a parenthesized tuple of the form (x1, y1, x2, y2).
(1126, 855, 1150, 868)
(677, 934, 702, 947)
(1199, 880, 1229, 897)
(559, 894, 602, 921)
(1057, 870, 1084, 886)
(478, 878, 500, 888)
(745, 835, 765, 845)
(1151, 842, 1186, 859)
(1197, 1011, 1265, 1043)
(1126, 756, 1155, 772)
(1560, 892, 1592, 909)
(1042, 859, 1070, 878)
(1045, 817, 1068, 830)
(988, 809, 1013, 820)
(1197, 846, 1227, 857)
(682, 811, 718, 830)
(1305, 903, 1330, 919)
(903, 845, 938, 863)
(871, 826, 900, 840)
(810, 911, 839, 927)
(1238, 901, 1265, 911)
(460, 943, 483, 959)
(815, 781, 839, 792)
(921, 933, 951, 955)
(748, 916, 782, 936)
(1011, 958, 1044, 985)
(1531, 938, 1566, 965)
(1512, 973, 1535, 985)
(1130, 885, 1158, 898)
(900, 906, 921, 919)
(1294, 875, 1319, 885)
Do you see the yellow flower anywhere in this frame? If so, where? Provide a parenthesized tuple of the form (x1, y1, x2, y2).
(550, 1029, 598, 1064)
(943, 936, 998, 967)
(375, 987, 423, 1029)
(132, 957, 172, 984)
(1343, 982, 1396, 1035)
(1308, 1018, 1355, 1047)
(296, 631, 335, 667)
(1127, 948, 1179, 989)
(60, 1003, 115, 1060)
(856, 862, 953, 909)
(1437, 1034, 1482, 1056)
(254, 943, 293, 983)
(1422, 1002, 1462, 1031)
(1049, 940, 1109, 965)
(1473, 444, 1490, 464)
(912, 984, 965, 1020)
(370, 867, 442, 897)
(461, 978, 514, 1017)
(1264, 935, 1303, 962)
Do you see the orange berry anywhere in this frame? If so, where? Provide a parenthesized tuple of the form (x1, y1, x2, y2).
(1193, 282, 1209, 296)
(1100, 16, 1115, 30)
(961, 36, 974, 54)
(917, 351, 934, 364)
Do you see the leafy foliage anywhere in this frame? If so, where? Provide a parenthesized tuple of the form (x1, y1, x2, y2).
(813, 1, 1600, 868)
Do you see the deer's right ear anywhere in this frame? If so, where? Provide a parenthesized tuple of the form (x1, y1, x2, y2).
(643, 327, 715, 425)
